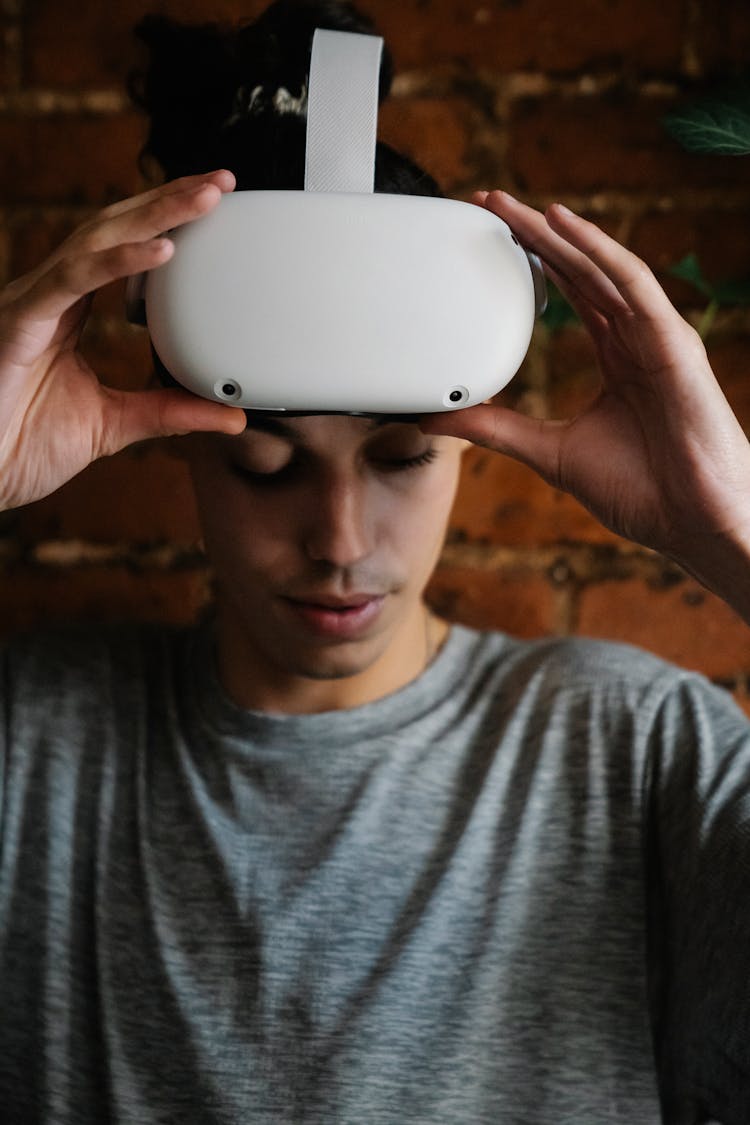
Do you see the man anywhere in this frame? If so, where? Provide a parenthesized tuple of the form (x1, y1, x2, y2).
(1, 171, 749, 1122)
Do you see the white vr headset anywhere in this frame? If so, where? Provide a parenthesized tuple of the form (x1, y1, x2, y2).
(127, 28, 546, 415)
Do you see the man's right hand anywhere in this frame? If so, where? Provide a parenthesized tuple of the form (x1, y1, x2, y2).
(0, 169, 246, 512)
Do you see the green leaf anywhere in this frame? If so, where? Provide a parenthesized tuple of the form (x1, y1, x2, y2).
(712, 277, 750, 305)
(668, 253, 750, 307)
(667, 252, 712, 296)
(541, 283, 580, 332)
(664, 100, 750, 155)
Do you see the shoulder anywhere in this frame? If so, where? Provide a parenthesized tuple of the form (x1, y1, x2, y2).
(0, 620, 196, 716)
(2, 619, 179, 669)
(457, 625, 685, 703)
(451, 624, 749, 743)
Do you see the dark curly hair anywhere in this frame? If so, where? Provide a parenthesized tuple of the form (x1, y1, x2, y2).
(130, 0, 443, 197)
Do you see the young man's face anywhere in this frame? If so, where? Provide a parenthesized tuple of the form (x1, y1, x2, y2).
(185, 415, 466, 712)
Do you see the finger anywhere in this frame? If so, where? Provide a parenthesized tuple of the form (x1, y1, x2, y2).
(8, 177, 228, 312)
(10, 173, 233, 298)
(93, 169, 235, 225)
(483, 191, 628, 317)
(544, 203, 677, 321)
(97, 386, 246, 457)
(420, 402, 566, 487)
(11, 237, 175, 325)
(71, 178, 227, 257)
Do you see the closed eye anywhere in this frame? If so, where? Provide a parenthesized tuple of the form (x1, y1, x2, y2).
(376, 448, 440, 472)
(229, 460, 299, 485)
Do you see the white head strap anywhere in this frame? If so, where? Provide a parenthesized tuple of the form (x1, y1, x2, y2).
(304, 29, 384, 194)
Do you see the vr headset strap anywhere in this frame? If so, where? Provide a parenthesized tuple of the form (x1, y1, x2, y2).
(305, 29, 384, 194)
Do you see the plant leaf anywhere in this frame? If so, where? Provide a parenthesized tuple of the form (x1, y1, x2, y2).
(667, 253, 712, 296)
(541, 283, 580, 332)
(712, 278, 750, 305)
(668, 253, 750, 309)
(664, 100, 750, 154)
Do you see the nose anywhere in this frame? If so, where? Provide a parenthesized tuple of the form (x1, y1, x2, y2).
(303, 473, 374, 568)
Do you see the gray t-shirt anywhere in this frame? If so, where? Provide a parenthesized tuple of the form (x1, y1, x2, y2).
(0, 621, 748, 1124)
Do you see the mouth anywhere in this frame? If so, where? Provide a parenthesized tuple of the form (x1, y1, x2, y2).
(280, 593, 387, 639)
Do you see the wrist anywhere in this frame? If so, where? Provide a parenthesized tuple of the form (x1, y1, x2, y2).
(667, 521, 750, 626)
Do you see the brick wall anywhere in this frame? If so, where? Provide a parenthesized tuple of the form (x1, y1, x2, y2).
(2, 0, 750, 702)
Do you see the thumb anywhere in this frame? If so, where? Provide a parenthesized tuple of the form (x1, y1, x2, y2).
(98, 386, 246, 456)
(421, 402, 566, 487)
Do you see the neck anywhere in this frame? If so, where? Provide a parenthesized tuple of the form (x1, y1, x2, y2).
(213, 601, 448, 715)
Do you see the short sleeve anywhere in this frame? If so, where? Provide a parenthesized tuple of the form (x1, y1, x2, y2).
(646, 674, 750, 1123)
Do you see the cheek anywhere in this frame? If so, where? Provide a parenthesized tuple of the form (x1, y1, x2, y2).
(377, 465, 460, 567)
(190, 446, 462, 579)
(192, 474, 301, 579)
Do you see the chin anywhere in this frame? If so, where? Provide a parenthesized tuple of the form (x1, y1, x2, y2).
(294, 662, 366, 682)
(281, 642, 381, 683)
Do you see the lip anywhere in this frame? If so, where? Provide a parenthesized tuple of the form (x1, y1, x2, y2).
(280, 593, 386, 639)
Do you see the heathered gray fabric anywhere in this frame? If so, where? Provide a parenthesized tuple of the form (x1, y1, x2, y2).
(0, 621, 749, 1124)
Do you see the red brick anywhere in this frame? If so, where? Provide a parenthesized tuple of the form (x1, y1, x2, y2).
(630, 209, 750, 312)
(705, 336, 750, 433)
(23, 0, 267, 87)
(22, 0, 689, 88)
(547, 325, 600, 419)
(1, 19, 15, 93)
(695, 0, 750, 73)
(19, 0, 750, 107)
(8, 211, 83, 283)
(0, 114, 144, 205)
(508, 95, 748, 195)
(0, 564, 212, 638)
(451, 443, 620, 548)
(376, 0, 686, 74)
(16, 444, 202, 545)
(0, 222, 9, 290)
(379, 94, 477, 191)
(576, 574, 750, 678)
(426, 563, 558, 638)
